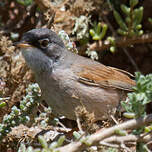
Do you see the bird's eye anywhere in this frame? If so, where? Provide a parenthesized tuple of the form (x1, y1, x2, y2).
(39, 38, 49, 48)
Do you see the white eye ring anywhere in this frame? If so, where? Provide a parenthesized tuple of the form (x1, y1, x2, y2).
(39, 38, 49, 48)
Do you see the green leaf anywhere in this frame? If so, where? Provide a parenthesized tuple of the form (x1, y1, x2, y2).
(89, 29, 95, 37)
(115, 129, 127, 136)
(117, 29, 128, 36)
(96, 23, 102, 34)
(121, 4, 130, 15)
(99, 24, 108, 40)
(0, 102, 6, 108)
(130, 0, 138, 7)
(148, 18, 152, 24)
(133, 7, 143, 27)
(73, 131, 81, 139)
(38, 135, 48, 149)
(113, 10, 128, 31)
(123, 112, 136, 119)
(57, 136, 65, 147)
(110, 46, 115, 53)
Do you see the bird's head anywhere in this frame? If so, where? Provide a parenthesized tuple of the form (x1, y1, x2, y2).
(17, 28, 66, 74)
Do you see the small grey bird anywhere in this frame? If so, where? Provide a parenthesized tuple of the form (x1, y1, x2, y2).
(17, 28, 135, 120)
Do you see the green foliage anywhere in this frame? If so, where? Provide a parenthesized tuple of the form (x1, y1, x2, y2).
(58, 30, 78, 53)
(80, 135, 92, 146)
(86, 49, 98, 60)
(18, 135, 65, 152)
(34, 106, 52, 128)
(90, 22, 108, 40)
(73, 131, 81, 139)
(113, 10, 128, 31)
(113, 0, 143, 37)
(144, 125, 152, 133)
(0, 101, 6, 108)
(148, 18, 152, 24)
(136, 142, 149, 152)
(122, 72, 152, 151)
(123, 112, 135, 119)
(107, 36, 116, 53)
(0, 83, 41, 141)
(72, 15, 90, 42)
(122, 72, 152, 118)
(114, 129, 127, 136)
(16, 0, 33, 6)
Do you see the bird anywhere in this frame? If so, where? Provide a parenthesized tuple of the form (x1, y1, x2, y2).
(17, 28, 136, 121)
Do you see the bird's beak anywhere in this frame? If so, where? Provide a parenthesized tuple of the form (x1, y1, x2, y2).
(16, 41, 33, 48)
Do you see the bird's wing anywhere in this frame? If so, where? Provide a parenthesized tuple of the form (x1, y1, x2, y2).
(75, 64, 136, 91)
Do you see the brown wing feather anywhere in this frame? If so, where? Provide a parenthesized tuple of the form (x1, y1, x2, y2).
(76, 64, 136, 91)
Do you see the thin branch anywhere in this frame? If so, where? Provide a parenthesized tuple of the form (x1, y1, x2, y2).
(103, 134, 152, 144)
(100, 134, 152, 152)
(121, 143, 132, 152)
(110, 115, 119, 125)
(89, 33, 152, 52)
(89, 33, 152, 71)
(75, 112, 84, 134)
(56, 114, 152, 152)
(100, 141, 119, 148)
(122, 48, 139, 71)
(137, 130, 152, 142)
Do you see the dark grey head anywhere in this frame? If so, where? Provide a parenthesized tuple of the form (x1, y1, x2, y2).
(18, 28, 66, 74)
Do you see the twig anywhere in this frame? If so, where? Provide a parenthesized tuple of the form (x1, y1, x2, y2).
(110, 115, 119, 125)
(121, 143, 132, 152)
(138, 130, 152, 140)
(75, 112, 84, 134)
(122, 48, 139, 71)
(100, 141, 119, 148)
(56, 114, 152, 152)
(57, 120, 69, 131)
(0, 97, 10, 101)
(100, 134, 152, 151)
(89, 33, 152, 52)
(103, 134, 152, 144)
(147, 141, 152, 146)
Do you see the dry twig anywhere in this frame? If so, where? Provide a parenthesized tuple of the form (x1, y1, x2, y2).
(56, 114, 152, 152)
(89, 33, 152, 52)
